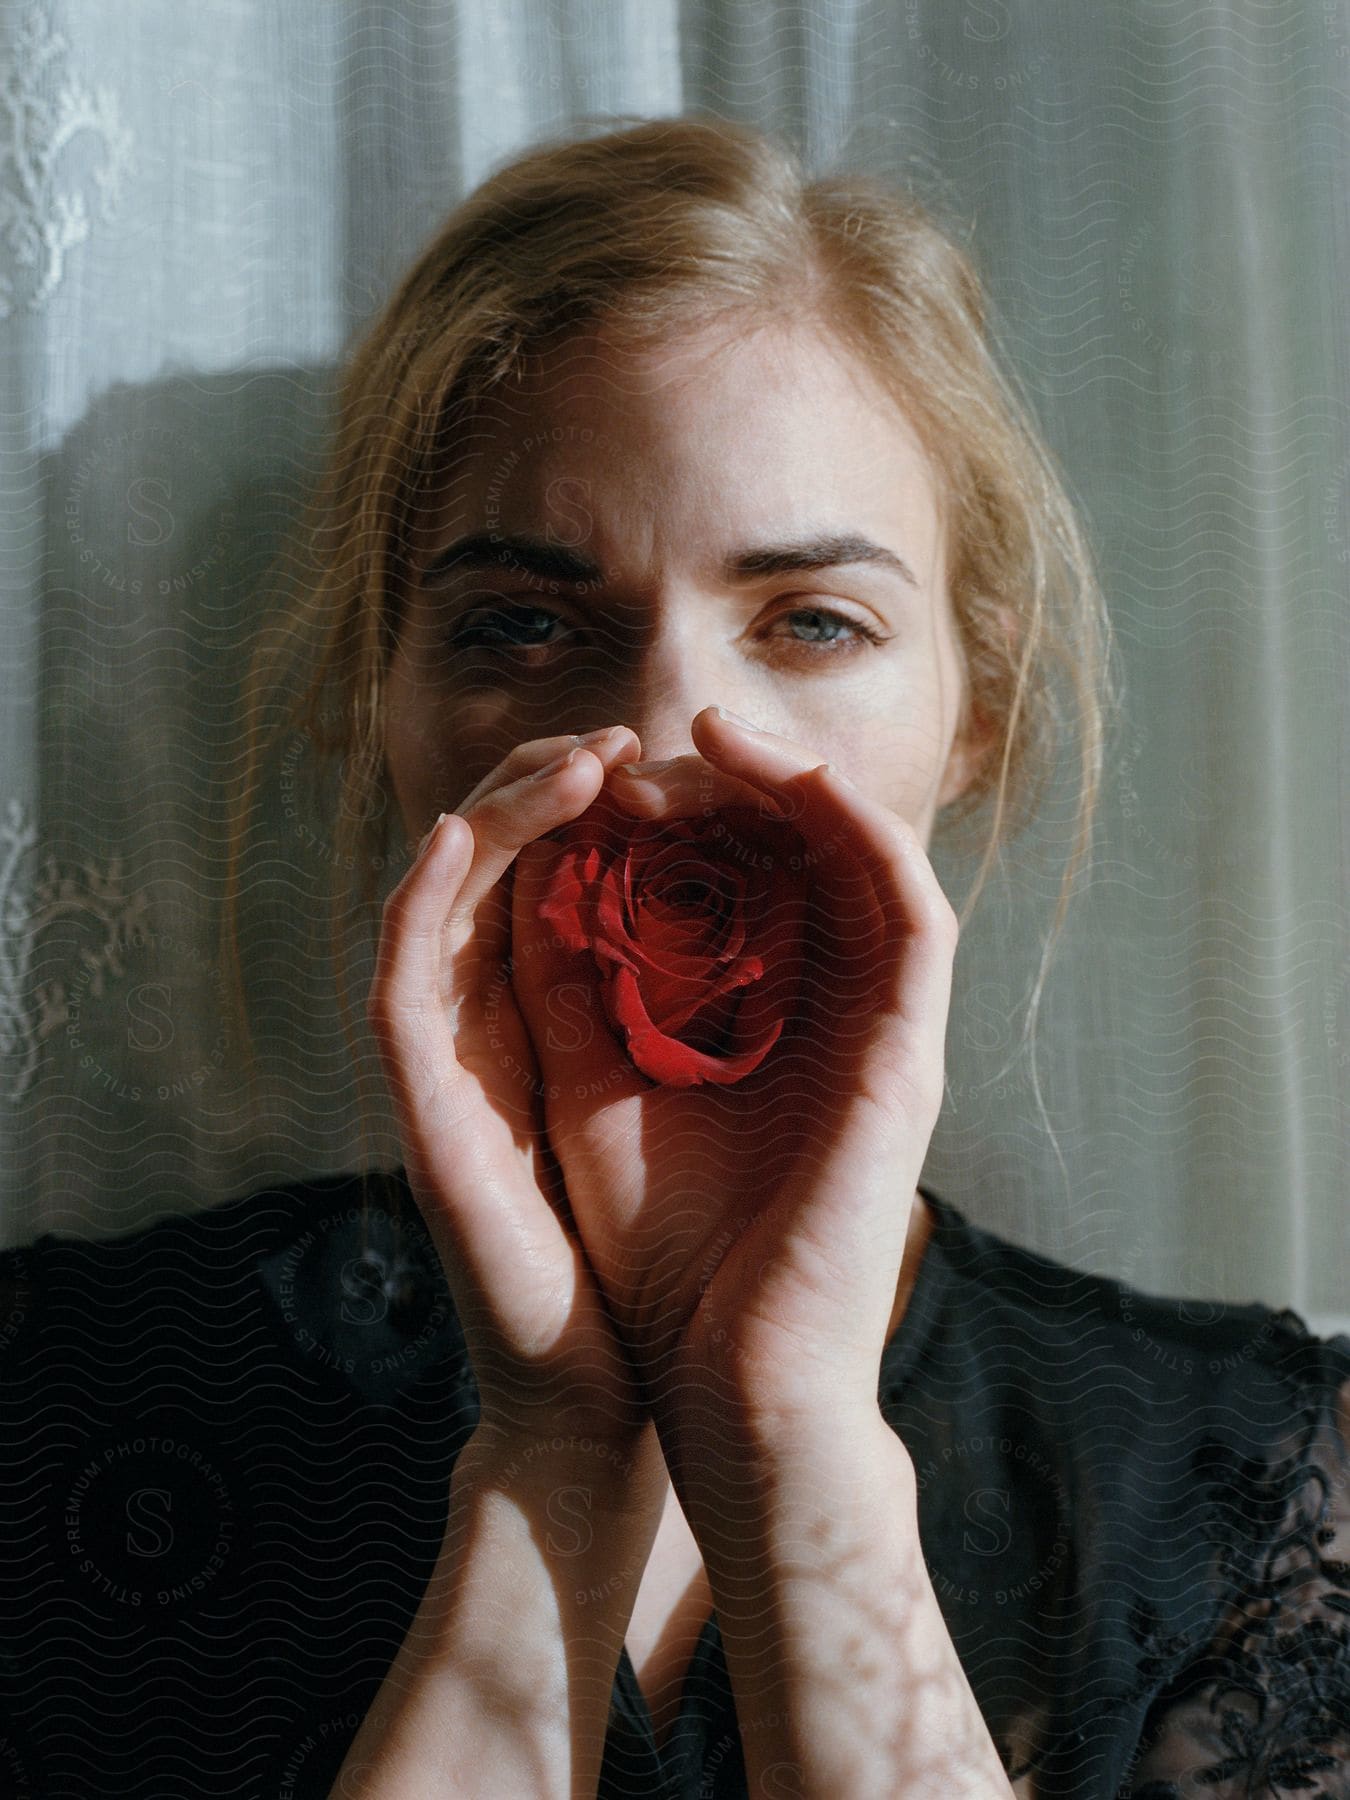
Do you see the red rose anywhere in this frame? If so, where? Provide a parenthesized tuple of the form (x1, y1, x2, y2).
(535, 802, 808, 1088)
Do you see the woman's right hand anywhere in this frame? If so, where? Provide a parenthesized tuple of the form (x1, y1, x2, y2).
(366, 725, 657, 1467)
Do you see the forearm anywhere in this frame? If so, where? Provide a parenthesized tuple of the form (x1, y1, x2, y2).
(331, 1425, 666, 1800)
(679, 1411, 1014, 1800)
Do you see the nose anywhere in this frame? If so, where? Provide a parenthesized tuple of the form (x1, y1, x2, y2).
(592, 606, 724, 764)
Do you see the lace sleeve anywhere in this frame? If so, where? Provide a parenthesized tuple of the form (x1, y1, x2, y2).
(1124, 1356, 1350, 1798)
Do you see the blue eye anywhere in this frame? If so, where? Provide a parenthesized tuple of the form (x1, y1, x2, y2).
(450, 604, 563, 650)
(776, 607, 887, 650)
(448, 602, 888, 658)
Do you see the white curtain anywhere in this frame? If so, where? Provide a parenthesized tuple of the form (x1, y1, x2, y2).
(2, 0, 1345, 1337)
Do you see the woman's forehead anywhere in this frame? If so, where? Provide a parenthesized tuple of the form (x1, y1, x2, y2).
(481, 311, 913, 429)
(418, 320, 940, 549)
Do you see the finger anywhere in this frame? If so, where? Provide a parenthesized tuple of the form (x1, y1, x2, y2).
(689, 704, 958, 943)
(371, 808, 471, 1021)
(689, 706, 958, 1047)
(452, 746, 600, 920)
(368, 818, 589, 1348)
(374, 732, 637, 1116)
(450, 729, 641, 922)
(604, 749, 778, 823)
(455, 727, 644, 907)
(455, 725, 639, 817)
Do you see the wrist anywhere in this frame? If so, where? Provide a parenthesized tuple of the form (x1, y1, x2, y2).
(455, 1416, 669, 1524)
(688, 1415, 1008, 1800)
(662, 1392, 907, 1521)
(353, 1421, 667, 1800)
(687, 1412, 912, 1547)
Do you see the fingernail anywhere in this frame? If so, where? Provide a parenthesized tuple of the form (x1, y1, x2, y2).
(612, 756, 679, 777)
(577, 725, 625, 744)
(530, 747, 580, 780)
(713, 705, 761, 731)
(417, 812, 450, 856)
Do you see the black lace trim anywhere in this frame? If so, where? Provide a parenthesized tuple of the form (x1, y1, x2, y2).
(1122, 1337, 1350, 1797)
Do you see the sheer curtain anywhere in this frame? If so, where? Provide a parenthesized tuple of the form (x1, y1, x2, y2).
(2, 0, 1345, 1337)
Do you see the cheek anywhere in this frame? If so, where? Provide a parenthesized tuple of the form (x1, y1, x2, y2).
(384, 669, 500, 819)
(826, 695, 955, 822)
(452, 693, 525, 755)
(434, 694, 568, 811)
(438, 700, 531, 808)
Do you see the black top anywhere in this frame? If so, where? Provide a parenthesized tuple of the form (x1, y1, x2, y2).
(0, 1166, 1346, 1799)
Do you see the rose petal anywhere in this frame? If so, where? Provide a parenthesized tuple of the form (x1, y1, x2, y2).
(608, 963, 786, 1087)
(535, 802, 806, 1087)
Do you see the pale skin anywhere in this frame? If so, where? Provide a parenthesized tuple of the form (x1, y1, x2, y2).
(339, 316, 1017, 1798)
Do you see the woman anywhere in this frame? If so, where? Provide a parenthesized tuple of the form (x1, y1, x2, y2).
(5, 114, 1347, 1798)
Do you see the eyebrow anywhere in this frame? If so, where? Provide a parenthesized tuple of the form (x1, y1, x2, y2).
(419, 528, 919, 591)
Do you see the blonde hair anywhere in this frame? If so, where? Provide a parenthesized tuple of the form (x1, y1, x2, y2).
(221, 111, 1123, 1195)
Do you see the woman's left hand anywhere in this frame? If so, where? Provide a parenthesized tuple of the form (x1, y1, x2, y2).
(508, 705, 959, 1479)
